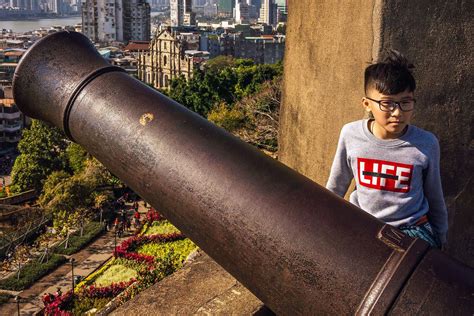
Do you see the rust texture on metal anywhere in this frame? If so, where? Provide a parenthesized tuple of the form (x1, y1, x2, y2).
(12, 32, 474, 315)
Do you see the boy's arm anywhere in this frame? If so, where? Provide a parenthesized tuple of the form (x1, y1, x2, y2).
(326, 128, 353, 197)
(424, 138, 448, 245)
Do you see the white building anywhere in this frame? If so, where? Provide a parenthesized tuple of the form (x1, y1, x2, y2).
(234, 0, 250, 24)
(258, 0, 277, 25)
(82, 0, 150, 43)
(170, 0, 195, 27)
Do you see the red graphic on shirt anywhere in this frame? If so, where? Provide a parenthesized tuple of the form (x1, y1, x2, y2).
(357, 158, 413, 193)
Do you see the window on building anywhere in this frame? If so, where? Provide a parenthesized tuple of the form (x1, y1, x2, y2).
(163, 55, 167, 66)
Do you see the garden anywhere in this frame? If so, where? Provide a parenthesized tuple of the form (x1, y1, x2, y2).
(42, 218, 198, 315)
(0, 220, 105, 293)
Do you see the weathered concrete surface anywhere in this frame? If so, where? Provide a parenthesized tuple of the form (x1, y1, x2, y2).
(280, 0, 473, 265)
(280, 0, 377, 183)
(112, 251, 271, 315)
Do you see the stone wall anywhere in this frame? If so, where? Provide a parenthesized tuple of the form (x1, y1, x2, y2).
(280, 0, 473, 265)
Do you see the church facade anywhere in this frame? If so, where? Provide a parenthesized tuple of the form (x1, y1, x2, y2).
(138, 29, 196, 90)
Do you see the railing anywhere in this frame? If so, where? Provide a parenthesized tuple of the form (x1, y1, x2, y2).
(0, 190, 37, 205)
(12, 31, 474, 315)
(0, 112, 21, 120)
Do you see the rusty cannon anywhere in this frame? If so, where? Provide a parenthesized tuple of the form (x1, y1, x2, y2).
(13, 32, 474, 315)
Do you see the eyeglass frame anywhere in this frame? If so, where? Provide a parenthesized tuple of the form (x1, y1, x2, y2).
(365, 96, 416, 112)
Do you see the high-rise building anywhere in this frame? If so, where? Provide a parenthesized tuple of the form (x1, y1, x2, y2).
(123, 0, 151, 41)
(82, 0, 150, 43)
(10, 0, 40, 11)
(235, 0, 251, 24)
(170, 0, 195, 27)
(217, 0, 233, 16)
(274, 0, 285, 12)
(258, 0, 277, 25)
(274, 0, 286, 22)
(252, 0, 260, 10)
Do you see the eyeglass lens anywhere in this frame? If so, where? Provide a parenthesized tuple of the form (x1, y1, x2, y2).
(380, 100, 414, 112)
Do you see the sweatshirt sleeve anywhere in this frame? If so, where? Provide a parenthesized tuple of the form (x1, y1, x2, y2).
(326, 126, 353, 197)
(424, 136, 448, 244)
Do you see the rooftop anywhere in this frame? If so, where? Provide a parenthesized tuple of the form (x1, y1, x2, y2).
(124, 41, 150, 51)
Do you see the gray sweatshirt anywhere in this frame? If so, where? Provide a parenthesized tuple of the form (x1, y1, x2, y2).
(326, 119, 448, 243)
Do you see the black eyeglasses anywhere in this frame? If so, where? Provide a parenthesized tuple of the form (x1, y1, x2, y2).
(365, 97, 416, 112)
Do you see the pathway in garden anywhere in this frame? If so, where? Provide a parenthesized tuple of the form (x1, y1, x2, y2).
(0, 228, 131, 315)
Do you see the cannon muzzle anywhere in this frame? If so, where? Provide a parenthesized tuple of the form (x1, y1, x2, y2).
(13, 32, 474, 315)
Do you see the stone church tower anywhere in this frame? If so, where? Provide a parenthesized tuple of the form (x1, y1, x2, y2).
(138, 29, 195, 90)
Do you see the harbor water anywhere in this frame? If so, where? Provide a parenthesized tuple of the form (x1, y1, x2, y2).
(0, 17, 82, 33)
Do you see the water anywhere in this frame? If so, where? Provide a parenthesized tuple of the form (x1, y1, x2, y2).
(0, 12, 162, 34)
(0, 17, 82, 33)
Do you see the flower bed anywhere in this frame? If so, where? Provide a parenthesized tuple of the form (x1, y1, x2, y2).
(42, 280, 135, 316)
(93, 264, 138, 287)
(0, 254, 67, 291)
(143, 220, 180, 235)
(43, 220, 199, 315)
(137, 239, 197, 269)
(114, 232, 186, 265)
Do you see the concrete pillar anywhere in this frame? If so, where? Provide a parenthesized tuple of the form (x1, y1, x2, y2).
(279, 0, 473, 265)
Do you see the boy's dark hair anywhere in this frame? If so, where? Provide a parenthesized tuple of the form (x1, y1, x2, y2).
(364, 50, 416, 95)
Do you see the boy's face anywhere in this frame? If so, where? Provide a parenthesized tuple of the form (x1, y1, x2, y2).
(362, 88, 415, 139)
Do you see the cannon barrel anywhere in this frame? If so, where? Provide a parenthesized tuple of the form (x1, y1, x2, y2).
(13, 32, 474, 314)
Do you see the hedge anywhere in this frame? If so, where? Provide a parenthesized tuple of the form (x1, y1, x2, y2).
(53, 222, 105, 256)
(0, 254, 67, 291)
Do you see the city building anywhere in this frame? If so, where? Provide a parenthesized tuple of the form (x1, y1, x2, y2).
(258, 0, 277, 26)
(82, 0, 150, 43)
(0, 87, 25, 153)
(234, 0, 249, 24)
(217, 0, 233, 17)
(170, 0, 195, 27)
(123, 0, 151, 41)
(9, 0, 40, 11)
(0, 48, 24, 86)
(202, 1, 217, 17)
(275, 0, 286, 22)
(234, 34, 284, 63)
(138, 29, 201, 89)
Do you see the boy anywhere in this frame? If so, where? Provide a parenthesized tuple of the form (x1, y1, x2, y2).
(326, 50, 448, 248)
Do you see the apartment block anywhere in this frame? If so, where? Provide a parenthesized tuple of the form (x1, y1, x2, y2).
(170, 0, 195, 27)
(82, 0, 150, 43)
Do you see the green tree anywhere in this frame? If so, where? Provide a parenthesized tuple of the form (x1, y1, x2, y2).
(39, 172, 94, 214)
(167, 57, 282, 118)
(10, 120, 68, 193)
(66, 142, 90, 174)
(207, 76, 282, 155)
(39, 158, 119, 214)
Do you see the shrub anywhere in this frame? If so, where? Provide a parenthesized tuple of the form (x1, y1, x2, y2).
(137, 239, 197, 269)
(93, 264, 138, 287)
(207, 102, 247, 132)
(145, 208, 162, 223)
(144, 220, 181, 235)
(0, 254, 67, 291)
(71, 296, 109, 315)
(43, 280, 135, 315)
(53, 222, 105, 255)
(115, 232, 185, 265)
